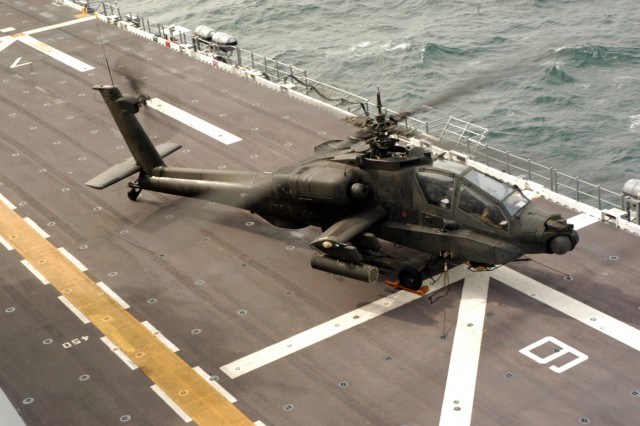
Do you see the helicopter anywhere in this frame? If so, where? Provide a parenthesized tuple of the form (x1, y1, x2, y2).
(86, 85, 579, 290)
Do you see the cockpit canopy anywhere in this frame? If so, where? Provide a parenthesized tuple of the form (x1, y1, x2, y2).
(415, 163, 530, 230)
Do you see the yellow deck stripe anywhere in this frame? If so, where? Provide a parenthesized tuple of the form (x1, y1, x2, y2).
(0, 199, 253, 426)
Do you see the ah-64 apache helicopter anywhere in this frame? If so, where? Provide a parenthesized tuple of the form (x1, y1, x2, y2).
(87, 84, 578, 290)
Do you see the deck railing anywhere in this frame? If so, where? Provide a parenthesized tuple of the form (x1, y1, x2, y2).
(92, 1, 624, 211)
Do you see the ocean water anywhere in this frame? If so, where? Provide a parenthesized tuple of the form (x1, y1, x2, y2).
(117, 0, 640, 192)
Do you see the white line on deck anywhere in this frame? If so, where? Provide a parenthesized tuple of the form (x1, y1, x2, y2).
(96, 281, 130, 309)
(567, 213, 599, 230)
(24, 217, 50, 239)
(20, 259, 49, 285)
(0, 193, 16, 210)
(58, 295, 90, 324)
(150, 384, 193, 423)
(0, 236, 13, 251)
(15, 34, 94, 72)
(492, 267, 640, 352)
(193, 366, 237, 404)
(221, 265, 471, 379)
(100, 336, 138, 370)
(0, 36, 16, 53)
(57, 247, 88, 271)
(146, 98, 242, 145)
(141, 321, 180, 352)
(22, 16, 97, 36)
(439, 273, 490, 426)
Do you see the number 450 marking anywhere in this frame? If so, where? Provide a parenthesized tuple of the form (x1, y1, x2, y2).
(62, 336, 89, 349)
(519, 336, 588, 373)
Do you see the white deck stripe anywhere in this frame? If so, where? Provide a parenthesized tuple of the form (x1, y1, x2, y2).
(57, 247, 88, 271)
(0, 236, 13, 251)
(20, 260, 49, 285)
(96, 281, 130, 309)
(439, 273, 490, 426)
(221, 265, 471, 379)
(100, 336, 138, 370)
(150, 384, 193, 423)
(567, 213, 599, 230)
(193, 366, 238, 403)
(24, 218, 50, 239)
(23, 16, 96, 36)
(146, 98, 242, 145)
(16, 34, 94, 72)
(58, 296, 90, 324)
(0, 193, 16, 210)
(141, 321, 180, 352)
(0, 36, 16, 53)
(492, 267, 640, 352)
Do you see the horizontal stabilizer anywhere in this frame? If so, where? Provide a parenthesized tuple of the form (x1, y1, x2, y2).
(85, 142, 182, 189)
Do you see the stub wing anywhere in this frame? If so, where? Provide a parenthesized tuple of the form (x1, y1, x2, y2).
(310, 207, 386, 262)
(85, 142, 183, 189)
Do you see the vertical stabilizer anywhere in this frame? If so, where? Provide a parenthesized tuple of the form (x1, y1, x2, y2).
(93, 85, 165, 174)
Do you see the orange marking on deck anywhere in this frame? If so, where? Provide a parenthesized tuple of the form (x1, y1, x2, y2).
(0, 198, 253, 426)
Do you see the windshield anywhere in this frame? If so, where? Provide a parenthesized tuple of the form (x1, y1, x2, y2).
(463, 169, 530, 216)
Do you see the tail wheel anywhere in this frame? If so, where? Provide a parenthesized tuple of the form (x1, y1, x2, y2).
(398, 265, 423, 290)
(127, 188, 141, 201)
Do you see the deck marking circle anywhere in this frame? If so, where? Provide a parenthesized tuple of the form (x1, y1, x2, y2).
(18, 201, 26, 206)
(42, 338, 53, 345)
(164, 215, 174, 220)
(579, 417, 591, 424)
(286, 245, 295, 250)
(609, 255, 619, 260)
(564, 275, 574, 281)
(5, 307, 15, 313)
(147, 298, 157, 304)
(245, 222, 254, 227)
(209, 375, 219, 382)
(38, 259, 46, 264)
(79, 245, 88, 250)
(238, 309, 247, 316)
(108, 271, 118, 277)
(191, 329, 201, 335)
(22, 397, 34, 405)
(103, 315, 111, 321)
(179, 390, 189, 396)
(631, 390, 640, 398)
(93, 207, 102, 212)
(119, 415, 131, 423)
(283, 404, 294, 412)
(284, 142, 293, 147)
(135, 352, 145, 358)
(218, 165, 226, 169)
(39, 169, 47, 173)
(120, 230, 128, 235)
(79, 374, 90, 381)
(338, 381, 349, 388)
(195, 280, 204, 286)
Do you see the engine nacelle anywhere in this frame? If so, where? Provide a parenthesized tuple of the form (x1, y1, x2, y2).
(277, 166, 368, 205)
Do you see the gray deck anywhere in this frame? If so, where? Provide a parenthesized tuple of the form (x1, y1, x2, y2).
(0, 2, 639, 425)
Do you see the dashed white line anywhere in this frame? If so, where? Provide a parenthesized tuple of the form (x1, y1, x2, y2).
(57, 247, 88, 271)
(96, 281, 130, 309)
(100, 336, 138, 370)
(20, 259, 49, 285)
(0, 236, 13, 251)
(142, 321, 180, 352)
(0, 193, 16, 210)
(57, 295, 90, 324)
(150, 384, 193, 423)
(24, 218, 50, 239)
(193, 366, 237, 404)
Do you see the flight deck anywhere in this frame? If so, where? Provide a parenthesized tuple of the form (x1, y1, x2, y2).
(0, 2, 639, 425)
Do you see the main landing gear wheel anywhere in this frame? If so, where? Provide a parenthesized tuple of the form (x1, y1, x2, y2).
(398, 265, 423, 290)
(127, 188, 141, 201)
